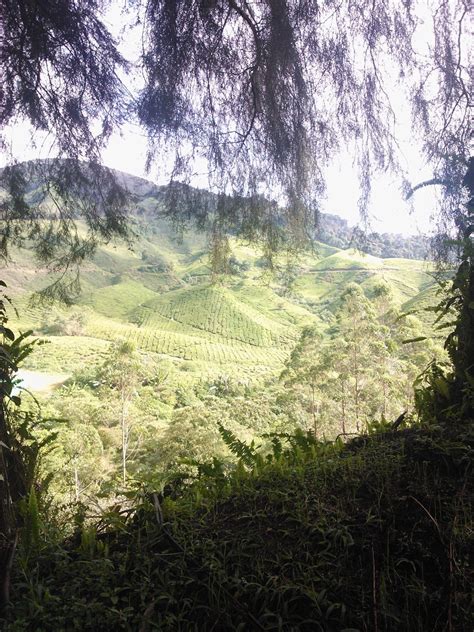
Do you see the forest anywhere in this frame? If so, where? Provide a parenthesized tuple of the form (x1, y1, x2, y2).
(0, 1, 472, 631)
(2, 185, 446, 499)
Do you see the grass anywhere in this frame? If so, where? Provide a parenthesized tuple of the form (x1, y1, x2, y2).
(74, 282, 315, 369)
(296, 252, 437, 314)
(137, 285, 297, 346)
(402, 283, 444, 320)
(311, 248, 384, 271)
(79, 279, 158, 320)
(86, 312, 289, 365)
(21, 335, 111, 373)
(3, 423, 472, 631)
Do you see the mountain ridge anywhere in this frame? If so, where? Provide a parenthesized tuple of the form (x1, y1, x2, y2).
(0, 159, 431, 260)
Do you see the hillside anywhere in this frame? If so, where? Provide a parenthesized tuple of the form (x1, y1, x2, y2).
(2, 201, 440, 383)
(0, 164, 441, 380)
(317, 212, 431, 259)
(2, 424, 472, 631)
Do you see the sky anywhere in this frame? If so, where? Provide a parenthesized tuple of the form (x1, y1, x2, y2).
(2, 114, 438, 236)
(1, 2, 443, 238)
(100, 127, 439, 236)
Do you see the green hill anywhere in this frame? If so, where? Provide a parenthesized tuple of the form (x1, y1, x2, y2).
(0, 169, 443, 383)
(80, 279, 159, 319)
(6, 241, 440, 380)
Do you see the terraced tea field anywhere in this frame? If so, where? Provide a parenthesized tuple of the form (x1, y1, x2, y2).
(82, 281, 307, 370)
(134, 286, 295, 346)
(87, 314, 290, 365)
(2, 177, 443, 383)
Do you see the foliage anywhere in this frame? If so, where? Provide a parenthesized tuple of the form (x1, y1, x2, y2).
(282, 282, 442, 436)
(1, 1, 126, 154)
(138, 0, 469, 248)
(1, 1, 470, 270)
(0, 284, 57, 611)
(0, 0, 132, 298)
(7, 195, 446, 380)
(413, 159, 474, 425)
(318, 213, 431, 260)
(4, 229, 452, 527)
(40, 308, 87, 336)
(1, 422, 472, 631)
(0, 3, 472, 627)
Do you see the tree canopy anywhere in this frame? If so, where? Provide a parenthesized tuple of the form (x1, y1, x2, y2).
(0, 0, 471, 265)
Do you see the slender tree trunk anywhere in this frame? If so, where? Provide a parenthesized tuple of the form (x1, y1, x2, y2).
(0, 438, 14, 542)
(121, 409, 127, 485)
(341, 381, 347, 435)
(0, 531, 17, 614)
(74, 464, 80, 502)
(352, 336, 360, 431)
(311, 383, 317, 438)
(354, 371, 360, 432)
(121, 391, 130, 485)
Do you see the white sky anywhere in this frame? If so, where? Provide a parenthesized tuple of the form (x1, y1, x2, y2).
(2, 116, 438, 236)
(1, 1, 443, 238)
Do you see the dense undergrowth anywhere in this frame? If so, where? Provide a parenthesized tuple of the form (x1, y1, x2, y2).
(2, 422, 472, 631)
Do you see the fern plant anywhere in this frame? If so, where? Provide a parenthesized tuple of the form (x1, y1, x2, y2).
(217, 423, 259, 468)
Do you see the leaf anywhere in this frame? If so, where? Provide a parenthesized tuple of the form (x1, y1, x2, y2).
(464, 372, 474, 388)
(435, 321, 456, 330)
(402, 336, 427, 344)
(434, 377, 450, 399)
(396, 309, 418, 320)
(0, 326, 15, 340)
(218, 423, 257, 467)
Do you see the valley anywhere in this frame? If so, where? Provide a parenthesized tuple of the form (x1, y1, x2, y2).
(0, 170, 448, 504)
(4, 211, 440, 384)
(0, 3, 471, 627)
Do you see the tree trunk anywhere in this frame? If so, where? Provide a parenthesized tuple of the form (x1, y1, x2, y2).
(74, 464, 80, 502)
(311, 384, 317, 438)
(341, 381, 347, 436)
(354, 371, 360, 432)
(353, 337, 360, 431)
(121, 394, 129, 485)
(121, 412, 127, 485)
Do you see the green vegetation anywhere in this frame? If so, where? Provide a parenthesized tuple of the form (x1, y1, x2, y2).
(0, 203, 450, 509)
(2, 212, 468, 631)
(4, 199, 442, 386)
(1, 1, 471, 628)
(2, 424, 472, 631)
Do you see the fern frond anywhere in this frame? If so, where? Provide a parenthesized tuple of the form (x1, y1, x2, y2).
(218, 423, 257, 467)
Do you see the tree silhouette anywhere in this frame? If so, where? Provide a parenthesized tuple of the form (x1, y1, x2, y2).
(1, 1, 470, 256)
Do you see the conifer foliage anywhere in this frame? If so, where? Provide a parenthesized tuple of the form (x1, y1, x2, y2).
(1, 1, 471, 249)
